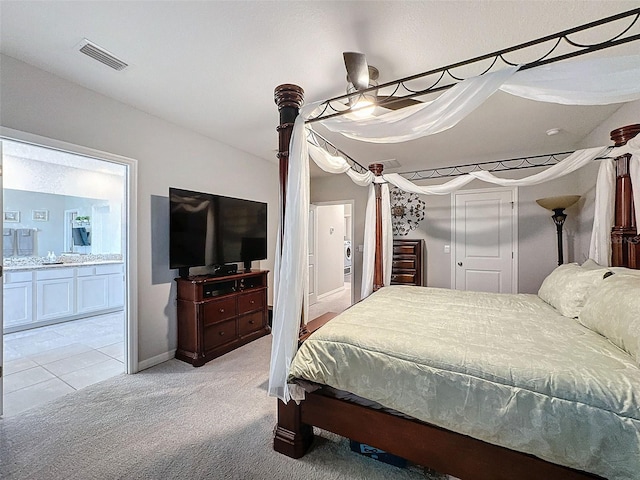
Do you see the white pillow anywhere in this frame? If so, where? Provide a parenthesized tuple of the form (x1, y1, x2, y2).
(537, 263, 609, 318)
(609, 266, 640, 277)
(578, 274, 640, 365)
(581, 258, 605, 270)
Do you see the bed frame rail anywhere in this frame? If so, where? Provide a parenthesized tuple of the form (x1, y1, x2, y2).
(275, 392, 603, 480)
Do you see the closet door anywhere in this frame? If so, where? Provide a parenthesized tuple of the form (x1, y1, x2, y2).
(452, 187, 518, 293)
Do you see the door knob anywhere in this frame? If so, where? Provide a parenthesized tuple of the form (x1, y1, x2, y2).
(458, 262, 463, 266)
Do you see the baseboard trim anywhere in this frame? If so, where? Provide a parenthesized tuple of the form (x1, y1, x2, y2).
(138, 349, 176, 371)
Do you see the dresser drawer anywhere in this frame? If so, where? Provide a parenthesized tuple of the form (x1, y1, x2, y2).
(391, 273, 417, 285)
(204, 319, 237, 349)
(202, 297, 237, 325)
(393, 244, 418, 255)
(238, 290, 264, 314)
(392, 258, 416, 271)
(238, 311, 264, 336)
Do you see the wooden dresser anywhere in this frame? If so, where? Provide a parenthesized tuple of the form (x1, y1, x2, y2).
(175, 270, 270, 366)
(391, 239, 424, 286)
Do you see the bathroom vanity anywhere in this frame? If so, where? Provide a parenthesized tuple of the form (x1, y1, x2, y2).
(3, 258, 124, 333)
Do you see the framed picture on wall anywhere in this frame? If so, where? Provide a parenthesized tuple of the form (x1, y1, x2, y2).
(4, 211, 20, 222)
(32, 209, 49, 221)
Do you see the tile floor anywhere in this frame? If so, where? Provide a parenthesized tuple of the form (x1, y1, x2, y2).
(2, 311, 125, 417)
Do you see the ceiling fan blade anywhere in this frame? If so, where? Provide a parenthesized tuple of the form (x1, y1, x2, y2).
(377, 95, 422, 110)
(343, 52, 369, 91)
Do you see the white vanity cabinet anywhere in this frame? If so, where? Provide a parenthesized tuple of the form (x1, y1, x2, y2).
(3, 262, 125, 333)
(107, 267, 125, 308)
(77, 264, 124, 313)
(36, 268, 75, 322)
(4, 271, 34, 328)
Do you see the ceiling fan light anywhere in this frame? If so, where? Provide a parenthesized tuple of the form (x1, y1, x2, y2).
(351, 98, 375, 118)
(346, 81, 378, 117)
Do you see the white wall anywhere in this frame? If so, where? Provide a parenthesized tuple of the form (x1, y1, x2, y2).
(575, 100, 640, 262)
(315, 204, 344, 297)
(0, 54, 279, 366)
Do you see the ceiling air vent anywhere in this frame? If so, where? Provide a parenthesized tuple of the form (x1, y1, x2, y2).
(77, 39, 128, 71)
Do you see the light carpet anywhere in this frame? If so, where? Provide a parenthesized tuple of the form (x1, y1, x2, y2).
(1, 335, 444, 479)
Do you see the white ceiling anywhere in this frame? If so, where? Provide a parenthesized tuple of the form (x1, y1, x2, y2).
(1, 1, 638, 175)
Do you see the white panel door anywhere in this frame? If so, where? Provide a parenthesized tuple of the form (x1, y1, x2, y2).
(453, 188, 517, 293)
(308, 205, 317, 306)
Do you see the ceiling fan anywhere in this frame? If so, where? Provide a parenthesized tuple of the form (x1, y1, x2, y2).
(343, 52, 422, 111)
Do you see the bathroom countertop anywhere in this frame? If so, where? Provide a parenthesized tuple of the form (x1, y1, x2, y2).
(4, 260, 123, 271)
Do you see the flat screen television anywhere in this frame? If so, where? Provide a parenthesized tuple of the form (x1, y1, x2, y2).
(169, 187, 267, 277)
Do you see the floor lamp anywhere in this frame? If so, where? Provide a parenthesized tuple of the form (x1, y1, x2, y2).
(536, 195, 581, 265)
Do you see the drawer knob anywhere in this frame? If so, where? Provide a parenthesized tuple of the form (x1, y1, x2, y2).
(219, 308, 225, 313)
(249, 320, 255, 324)
(219, 331, 225, 336)
(250, 300, 255, 304)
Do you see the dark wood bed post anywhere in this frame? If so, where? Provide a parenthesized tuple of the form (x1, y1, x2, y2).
(274, 84, 309, 333)
(369, 163, 385, 291)
(274, 84, 304, 237)
(273, 84, 315, 458)
(610, 124, 640, 269)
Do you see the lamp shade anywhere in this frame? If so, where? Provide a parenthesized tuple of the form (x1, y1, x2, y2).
(536, 195, 581, 211)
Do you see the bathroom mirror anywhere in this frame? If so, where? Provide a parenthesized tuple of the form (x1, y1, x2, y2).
(3, 189, 122, 257)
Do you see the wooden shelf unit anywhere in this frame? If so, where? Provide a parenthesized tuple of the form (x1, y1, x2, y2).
(175, 269, 270, 367)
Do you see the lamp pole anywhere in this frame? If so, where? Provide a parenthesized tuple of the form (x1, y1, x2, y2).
(551, 208, 567, 265)
(536, 196, 580, 266)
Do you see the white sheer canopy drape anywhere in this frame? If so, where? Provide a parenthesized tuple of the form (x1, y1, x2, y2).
(269, 55, 640, 403)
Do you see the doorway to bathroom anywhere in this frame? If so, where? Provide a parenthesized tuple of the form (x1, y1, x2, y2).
(0, 132, 137, 417)
(308, 200, 354, 320)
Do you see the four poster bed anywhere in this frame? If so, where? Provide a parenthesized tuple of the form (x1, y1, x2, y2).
(269, 9, 640, 480)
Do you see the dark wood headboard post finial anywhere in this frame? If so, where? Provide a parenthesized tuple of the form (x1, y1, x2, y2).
(369, 163, 385, 291)
(610, 124, 640, 269)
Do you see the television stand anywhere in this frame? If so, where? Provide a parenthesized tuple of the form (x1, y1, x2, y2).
(175, 270, 270, 366)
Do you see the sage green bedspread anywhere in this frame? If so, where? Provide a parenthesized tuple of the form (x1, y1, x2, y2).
(288, 285, 640, 480)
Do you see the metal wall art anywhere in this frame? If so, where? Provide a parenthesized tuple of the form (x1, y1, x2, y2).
(390, 188, 426, 236)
